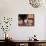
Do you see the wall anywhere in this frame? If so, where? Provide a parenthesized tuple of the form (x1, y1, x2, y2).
(0, 0, 46, 40)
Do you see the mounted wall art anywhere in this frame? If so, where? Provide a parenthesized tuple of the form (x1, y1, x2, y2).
(29, 0, 44, 8)
(0, 17, 12, 39)
(18, 14, 34, 26)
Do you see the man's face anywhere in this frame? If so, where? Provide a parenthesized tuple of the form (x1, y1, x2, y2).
(27, 14, 34, 26)
(18, 20, 23, 25)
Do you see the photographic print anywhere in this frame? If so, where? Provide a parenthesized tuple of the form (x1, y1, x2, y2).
(18, 14, 34, 26)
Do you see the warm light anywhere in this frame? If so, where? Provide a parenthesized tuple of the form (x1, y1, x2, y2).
(6, 34, 8, 37)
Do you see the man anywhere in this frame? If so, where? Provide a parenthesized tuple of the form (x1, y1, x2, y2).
(26, 14, 34, 26)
